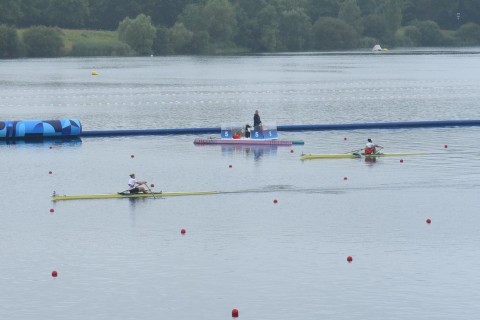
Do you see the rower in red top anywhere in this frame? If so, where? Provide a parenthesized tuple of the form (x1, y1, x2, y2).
(364, 138, 383, 155)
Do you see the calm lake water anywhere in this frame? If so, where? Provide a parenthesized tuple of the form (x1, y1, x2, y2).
(1, 49, 480, 320)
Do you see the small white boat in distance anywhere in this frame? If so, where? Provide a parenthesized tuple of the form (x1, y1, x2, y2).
(372, 44, 388, 53)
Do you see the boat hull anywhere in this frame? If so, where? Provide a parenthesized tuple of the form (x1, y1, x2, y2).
(194, 138, 304, 145)
(300, 152, 423, 160)
(52, 191, 218, 201)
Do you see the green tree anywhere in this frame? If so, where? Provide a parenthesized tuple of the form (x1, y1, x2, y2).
(168, 22, 193, 53)
(455, 22, 480, 45)
(0, 0, 22, 25)
(260, 25, 277, 51)
(47, 0, 89, 28)
(203, 0, 237, 44)
(233, 5, 260, 50)
(190, 30, 211, 54)
(274, 0, 309, 12)
(176, 3, 214, 53)
(152, 25, 172, 55)
(178, 4, 206, 32)
(460, 0, 480, 26)
(338, 0, 363, 34)
(118, 14, 156, 55)
(402, 25, 421, 45)
(256, 5, 279, 51)
(0, 24, 22, 58)
(278, 9, 311, 51)
(362, 14, 388, 41)
(144, 0, 199, 28)
(17, 0, 51, 27)
(357, 0, 379, 15)
(402, 0, 462, 29)
(22, 25, 63, 57)
(234, 1, 278, 52)
(88, 0, 143, 30)
(232, 0, 268, 18)
(383, 0, 403, 35)
(312, 16, 358, 50)
(305, 0, 340, 21)
(415, 20, 444, 46)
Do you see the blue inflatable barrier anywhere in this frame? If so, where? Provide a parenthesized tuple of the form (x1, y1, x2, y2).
(0, 119, 82, 140)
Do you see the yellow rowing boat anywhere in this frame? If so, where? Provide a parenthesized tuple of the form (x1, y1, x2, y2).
(300, 152, 423, 160)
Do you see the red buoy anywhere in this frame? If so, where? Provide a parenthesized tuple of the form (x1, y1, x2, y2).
(347, 256, 353, 263)
(150, 183, 155, 188)
(131, 154, 135, 158)
(50, 208, 54, 213)
(290, 149, 294, 153)
(343, 176, 348, 180)
(229, 165, 232, 168)
(49, 146, 53, 149)
(344, 137, 347, 140)
(52, 270, 58, 277)
(181, 229, 186, 235)
(444, 144, 448, 148)
(49, 171, 52, 174)
(273, 199, 278, 204)
(400, 159, 404, 163)
(426, 218, 431, 224)
(232, 308, 239, 318)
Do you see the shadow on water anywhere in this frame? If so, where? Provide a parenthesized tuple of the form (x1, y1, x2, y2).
(127, 196, 164, 226)
(195, 143, 281, 160)
(221, 145, 279, 160)
(0, 137, 82, 148)
(364, 156, 378, 165)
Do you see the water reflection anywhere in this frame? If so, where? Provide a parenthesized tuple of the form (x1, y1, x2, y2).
(0, 137, 82, 147)
(127, 197, 150, 227)
(221, 145, 278, 160)
(364, 156, 378, 164)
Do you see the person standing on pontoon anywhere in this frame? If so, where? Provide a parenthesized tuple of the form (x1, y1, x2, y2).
(253, 110, 264, 138)
(253, 110, 262, 129)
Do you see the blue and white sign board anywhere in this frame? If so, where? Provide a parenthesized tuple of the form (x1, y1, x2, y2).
(220, 124, 243, 139)
(220, 122, 278, 140)
(251, 122, 278, 140)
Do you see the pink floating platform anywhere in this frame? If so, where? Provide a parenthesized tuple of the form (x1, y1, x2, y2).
(193, 138, 304, 145)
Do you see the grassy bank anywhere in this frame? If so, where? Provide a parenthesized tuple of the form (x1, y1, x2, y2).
(62, 29, 132, 56)
(16, 28, 132, 57)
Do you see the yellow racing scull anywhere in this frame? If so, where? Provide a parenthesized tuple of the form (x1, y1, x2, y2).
(52, 191, 219, 201)
(300, 152, 423, 160)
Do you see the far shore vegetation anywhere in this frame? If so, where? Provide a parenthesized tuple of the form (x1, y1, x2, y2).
(1, 0, 480, 58)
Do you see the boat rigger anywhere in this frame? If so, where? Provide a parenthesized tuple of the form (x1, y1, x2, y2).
(52, 191, 219, 201)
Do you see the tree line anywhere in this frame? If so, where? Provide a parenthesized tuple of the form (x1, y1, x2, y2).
(1, 0, 480, 58)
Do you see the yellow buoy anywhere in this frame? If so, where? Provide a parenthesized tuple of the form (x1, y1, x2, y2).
(91, 70, 98, 76)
